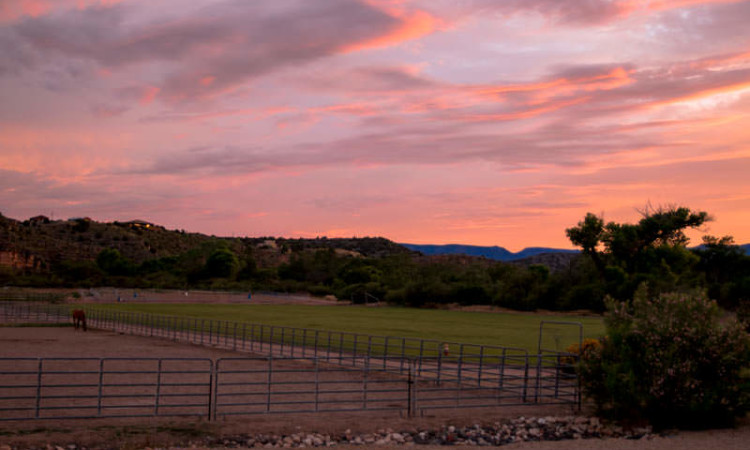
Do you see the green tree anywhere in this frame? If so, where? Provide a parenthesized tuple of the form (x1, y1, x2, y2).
(566, 205, 709, 300)
(96, 248, 134, 276)
(205, 248, 239, 279)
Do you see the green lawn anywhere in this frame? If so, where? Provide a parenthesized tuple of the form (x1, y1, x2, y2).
(93, 303, 605, 354)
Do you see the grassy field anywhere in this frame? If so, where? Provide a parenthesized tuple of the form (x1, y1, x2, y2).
(93, 303, 605, 354)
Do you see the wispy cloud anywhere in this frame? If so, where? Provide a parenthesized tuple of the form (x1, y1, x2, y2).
(1, 0, 749, 247)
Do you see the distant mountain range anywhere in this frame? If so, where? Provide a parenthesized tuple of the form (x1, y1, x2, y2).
(401, 243, 750, 261)
(400, 244, 579, 262)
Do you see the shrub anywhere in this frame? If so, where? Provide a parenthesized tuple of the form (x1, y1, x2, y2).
(560, 338, 602, 369)
(579, 286, 750, 429)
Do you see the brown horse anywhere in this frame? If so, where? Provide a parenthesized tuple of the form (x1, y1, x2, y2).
(72, 309, 87, 331)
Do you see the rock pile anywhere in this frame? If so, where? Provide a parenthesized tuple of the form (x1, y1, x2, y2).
(198, 416, 653, 448)
(6, 416, 655, 449)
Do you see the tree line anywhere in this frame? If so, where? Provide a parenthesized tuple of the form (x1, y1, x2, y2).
(2, 206, 748, 314)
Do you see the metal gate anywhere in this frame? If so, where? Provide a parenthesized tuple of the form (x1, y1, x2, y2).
(0, 358, 213, 420)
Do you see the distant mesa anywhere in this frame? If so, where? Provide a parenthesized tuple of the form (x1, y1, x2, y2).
(400, 243, 579, 261)
(402, 242, 750, 260)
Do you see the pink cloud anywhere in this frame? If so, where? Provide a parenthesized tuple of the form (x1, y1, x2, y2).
(0, 0, 125, 23)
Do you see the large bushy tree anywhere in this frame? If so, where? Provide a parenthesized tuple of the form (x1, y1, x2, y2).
(566, 206, 710, 301)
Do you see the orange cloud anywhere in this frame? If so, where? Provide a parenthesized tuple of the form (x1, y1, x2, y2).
(0, 0, 125, 22)
(476, 67, 634, 102)
(139, 86, 160, 105)
(618, 0, 744, 15)
(459, 97, 590, 122)
(648, 80, 750, 109)
(342, 4, 440, 52)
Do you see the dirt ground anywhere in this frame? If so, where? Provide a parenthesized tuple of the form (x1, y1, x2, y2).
(0, 327, 747, 449)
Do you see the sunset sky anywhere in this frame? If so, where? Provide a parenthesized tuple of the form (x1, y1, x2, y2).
(1, 0, 749, 250)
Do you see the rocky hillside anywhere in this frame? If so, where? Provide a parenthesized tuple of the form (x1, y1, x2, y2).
(0, 212, 413, 273)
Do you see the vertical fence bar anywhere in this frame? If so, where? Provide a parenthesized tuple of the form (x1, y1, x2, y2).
(362, 356, 369, 410)
(211, 359, 218, 421)
(314, 330, 320, 359)
(499, 349, 506, 392)
(554, 353, 561, 399)
(418, 340, 424, 376)
(154, 359, 163, 415)
(352, 334, 358, 366)
(383, 337, 389, 370)
(457, 344, 464, 405)
(266, 357, 273, 412)
(407, 360, 414, 417)
(478, 346, 485, 388)
(314, 358, 320, 412)
(268, 326, 276, 355)
(338, 333, 344, 364)
(326, 332, 332, 362)
(35, 358, 43, 418)
(535, 354, 542, 403)
(522, 356, 529, 402)
(400, 338, 406, 374)
(97, 359, 104, 416)
(436, 344, 442, 385)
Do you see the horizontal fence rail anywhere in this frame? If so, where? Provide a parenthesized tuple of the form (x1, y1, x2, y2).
(0, 302, 581, 420)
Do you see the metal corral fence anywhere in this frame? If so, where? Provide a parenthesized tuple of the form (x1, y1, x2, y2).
(0, 303, 580, 420)
(0, 358, 212, 421)
(0, 355, 577, 421)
